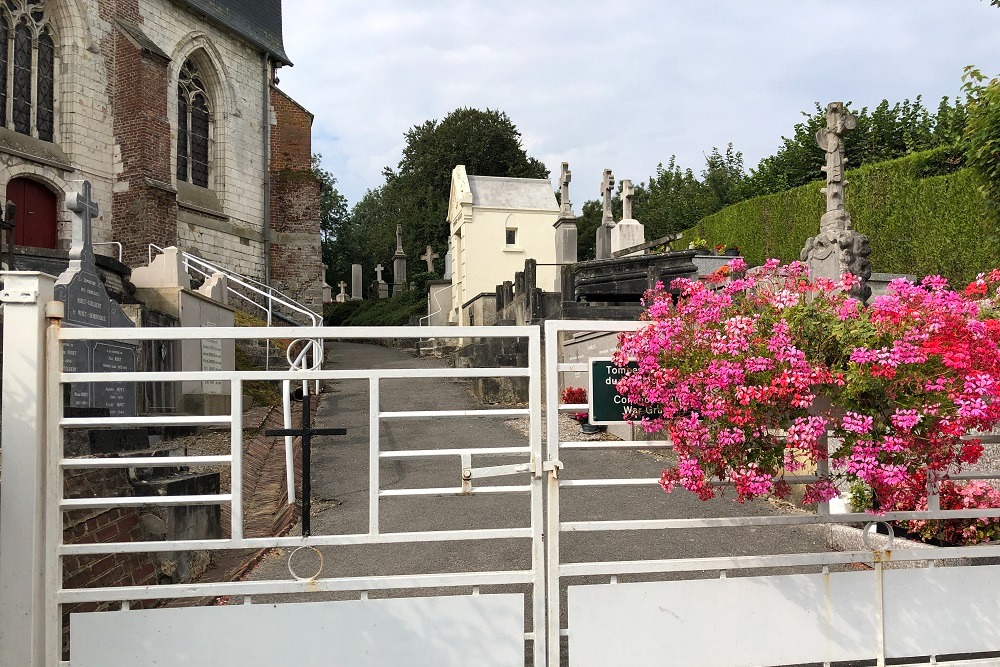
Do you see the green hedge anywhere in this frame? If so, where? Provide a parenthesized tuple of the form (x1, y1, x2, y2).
(684, 148, 999, 286)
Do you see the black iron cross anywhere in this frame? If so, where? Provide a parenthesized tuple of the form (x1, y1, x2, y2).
(265, 392, 346, 537)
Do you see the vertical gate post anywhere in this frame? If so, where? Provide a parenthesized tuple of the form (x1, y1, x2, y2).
(0, 272, 56, 667)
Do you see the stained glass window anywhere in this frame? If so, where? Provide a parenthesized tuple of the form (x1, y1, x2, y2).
(36, 28, 53, 141)
(177, 59, 212, 188)
(176, 88, 188, 181)
(1, 1, 56, 141)
(0, 16, 8, 127)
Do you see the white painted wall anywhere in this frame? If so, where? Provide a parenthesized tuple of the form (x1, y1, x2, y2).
(447, 166, 560, 325)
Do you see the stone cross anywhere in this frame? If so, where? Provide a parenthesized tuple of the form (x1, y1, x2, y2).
(67, 179, 99, 264)
(601, 169, 615, 226)
(375, 264, 385, 283)
(395, 224, 405, 256)
(801, 101, 871, 302)
(337, 281, 347, 297)
(815, 101, 857, 223)
(621, 179, 635, 220)
(559, 161, 573, 217)
(420, 245, 439, 273)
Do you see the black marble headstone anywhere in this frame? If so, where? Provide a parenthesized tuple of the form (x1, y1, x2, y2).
(53, 180, 138, 418)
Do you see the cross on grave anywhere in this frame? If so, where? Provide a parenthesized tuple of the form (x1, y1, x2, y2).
(265, 392, 346, 537)
(67, 179, 99, 265)
(394, 224, 405, 256)
(375, 264, 385, 283)
(420, 245, 439, 273)
(601, 168, 615, 225)
(559, 161, 573, 217)
(621, 179, 635, 220)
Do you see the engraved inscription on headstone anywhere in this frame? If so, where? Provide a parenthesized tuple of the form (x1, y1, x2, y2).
(201, 321, 224, 395)
(53, 180, 138, 417)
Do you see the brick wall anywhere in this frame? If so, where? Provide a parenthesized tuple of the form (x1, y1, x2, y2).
(61, 466, 160, 657)
(269, 87, 323, 313)
(111, 20, 178, 264)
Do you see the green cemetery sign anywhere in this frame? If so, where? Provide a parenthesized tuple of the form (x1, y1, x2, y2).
(587, 358, 664, 425)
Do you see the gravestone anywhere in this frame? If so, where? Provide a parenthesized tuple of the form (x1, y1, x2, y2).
(351, 264, 363, 301)
(392, 224, 407, 296)
(800, 102, 872, 301)
(420, 245, 440, 273)
(375, 264, 389, 298)
(554, 161, 578, 266)
(336, 281, 347, 303)
(611, 179, 645, 257)
(595, 169, 615, 260)
(53, 180, 138, 418)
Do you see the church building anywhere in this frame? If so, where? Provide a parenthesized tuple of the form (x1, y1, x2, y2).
(0, 0, 323, 313)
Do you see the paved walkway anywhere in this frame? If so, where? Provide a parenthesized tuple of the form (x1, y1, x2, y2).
(239, 341, 831, 658)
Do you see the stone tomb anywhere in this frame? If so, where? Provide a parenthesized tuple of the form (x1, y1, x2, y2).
(131, 246, 237, 415)
(54, 181, 138, 418)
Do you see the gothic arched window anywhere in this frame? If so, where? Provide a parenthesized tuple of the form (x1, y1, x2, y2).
(176, 59, 211, 188)
(0, 0, 55, 142)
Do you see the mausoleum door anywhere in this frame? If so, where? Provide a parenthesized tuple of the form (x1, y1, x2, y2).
(7, 177, 58, 249)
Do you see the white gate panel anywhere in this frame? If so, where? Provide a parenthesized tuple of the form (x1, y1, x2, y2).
(71, 594, 525, 667)
(884, 565, 1000, 658)
(567, 572, 878, 667)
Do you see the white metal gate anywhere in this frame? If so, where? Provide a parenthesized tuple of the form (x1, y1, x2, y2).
(0, 273, 545, 667)
(4, 274, 1000, 667)
(544, 319, 1000, 667)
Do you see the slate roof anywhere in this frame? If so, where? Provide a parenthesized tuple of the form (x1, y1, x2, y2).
(170, 0, 291, 65)
(467, 176, 558, 211)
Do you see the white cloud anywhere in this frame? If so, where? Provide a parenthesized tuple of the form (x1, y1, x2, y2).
(279, 0, 1000, 205)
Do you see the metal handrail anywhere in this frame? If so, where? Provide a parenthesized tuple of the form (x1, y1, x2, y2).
(147, 244, 324, 376)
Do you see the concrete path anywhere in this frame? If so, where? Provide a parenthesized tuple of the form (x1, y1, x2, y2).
(239, 341, 832, 661)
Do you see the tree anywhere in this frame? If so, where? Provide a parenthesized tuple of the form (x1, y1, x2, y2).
(311, 154, 350, 285)
(354, 107, 549, 270)
(738, 97, 965, 200)
(962, 67, 1000, 203)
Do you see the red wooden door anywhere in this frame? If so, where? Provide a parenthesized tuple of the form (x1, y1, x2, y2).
(7, 177, 58, 249)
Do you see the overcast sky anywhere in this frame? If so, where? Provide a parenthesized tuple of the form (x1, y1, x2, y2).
(278, 1, 1000, 208)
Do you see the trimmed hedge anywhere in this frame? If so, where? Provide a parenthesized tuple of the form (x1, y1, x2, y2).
(684, 148, 999, 286)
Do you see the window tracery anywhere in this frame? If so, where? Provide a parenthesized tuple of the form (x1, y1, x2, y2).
(176, 59, 212, 188)
(0, 0, 55, 142)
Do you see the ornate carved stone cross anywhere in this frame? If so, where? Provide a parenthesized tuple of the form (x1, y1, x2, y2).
(621, 179, 635, 220)
(601, 168, 615, 226)
(67, 179, 99, 265)
(420, 245, 439, 273)
(800, 101, 871, 302)
(559, 161, 573, 217)
(375, 264, 385, 283)
(816, 101, 857, 224)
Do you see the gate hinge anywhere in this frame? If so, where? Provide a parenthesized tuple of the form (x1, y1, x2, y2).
(0, 288, 39, 304)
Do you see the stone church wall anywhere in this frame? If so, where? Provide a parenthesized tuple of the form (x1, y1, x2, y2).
(0, 0, 320, 294)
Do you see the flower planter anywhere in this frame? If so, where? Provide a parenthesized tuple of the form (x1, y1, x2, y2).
(580, 423, 604, 434)
(692, 254, 742, 277)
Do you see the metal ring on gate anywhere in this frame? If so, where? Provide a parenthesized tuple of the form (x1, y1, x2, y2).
(286, 338, 314, 370)
(861, 521, 895, 551)
(287, 546, 324, 582)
